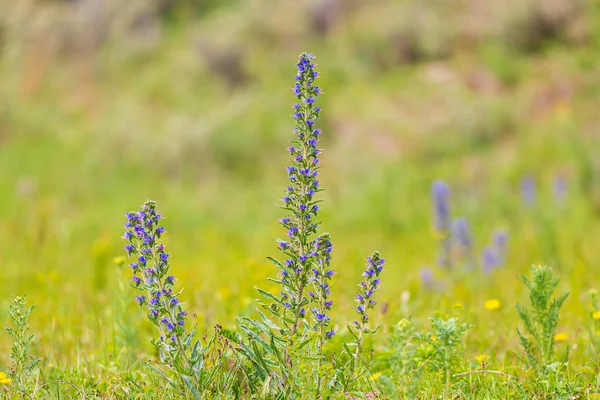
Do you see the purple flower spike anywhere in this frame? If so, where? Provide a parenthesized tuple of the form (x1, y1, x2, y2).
(122, 200, 188, 348)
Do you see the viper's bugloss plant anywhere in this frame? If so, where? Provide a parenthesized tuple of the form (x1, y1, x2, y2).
(238, 53, 333, 397)
(452, 217, 473, 269)
(238, 53, 385, 399)
(337, 252, 385, 393)
(123, 201, 210, 398)
(521, 174, 536, 206)
(516, 265, 569, 377)
(277, 52, 328, 345)
(431, 180, 451, 268)
(4, 295, 40, 398)
(482, 229, 509, 273)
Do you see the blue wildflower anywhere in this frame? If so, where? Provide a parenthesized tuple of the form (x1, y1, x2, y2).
(521, 174, 536, 206)
(452, 217, 474, 269)
(122, 200, 189, 350)
(431, 180, 452, 268)
(354, 252, 385, 328)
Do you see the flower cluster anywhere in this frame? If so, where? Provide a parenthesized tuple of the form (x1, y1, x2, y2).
(482, 229, 509, 273)
(431, 180, 451, 267)
(354, 252, 385, 328)
(521, 174, 536, 206)
(452, 217, 473, 269)
(431, 180, 450, 233)
(276, 53, 325, 328)
(309, 233, 336, 339)
(123, 200, 187, 345)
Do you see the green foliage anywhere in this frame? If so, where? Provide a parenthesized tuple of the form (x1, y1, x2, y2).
(4, 295, 40, 398)
(516, 265, 569, 377)
(2, 2, 600, 398)
(378, 314, 472, 397)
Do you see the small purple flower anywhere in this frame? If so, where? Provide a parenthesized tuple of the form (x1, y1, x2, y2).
(125, 244, 135, 255)
(288, 226, 299, 237)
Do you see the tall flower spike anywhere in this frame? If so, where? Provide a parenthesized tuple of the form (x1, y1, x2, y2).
(343, 251, 385, 392)
(431, 180, 451, 268)
(493, 228, 508, 264)
(354, 252, 385, 328)
(122, 201, 188, 347)
(310, 233, 336, 340)
(481, 245, 499, 274)
(277, 53, 325, 336)
(452, 217, 473, 270)
(521, 174, 536, 206)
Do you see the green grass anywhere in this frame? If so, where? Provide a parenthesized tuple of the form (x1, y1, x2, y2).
(1, 1, 600, 397)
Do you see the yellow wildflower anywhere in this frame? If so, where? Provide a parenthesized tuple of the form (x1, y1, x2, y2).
(369, 372, 382, 381)
(0, 371, 11, 385)
(554, 332, 568, 342)
(593, 311, 600, 320)
(484, 299, 501, 311)
(475, 354, 488, 364)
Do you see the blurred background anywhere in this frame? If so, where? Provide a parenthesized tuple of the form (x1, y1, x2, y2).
(1, 0, 600, 366)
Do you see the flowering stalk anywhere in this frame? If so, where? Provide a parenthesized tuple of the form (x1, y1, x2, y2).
(431, 180, 451, 268)
(521, 174, 536, 206)
(482, 229, 509, 273)
(309, 233, 335, 397)
(452, 217, 474, 270)
(493, 229, 508, 264)
(276, 52, 324, 343)
(123, 201, 201, 393)
(342, 251, 385, 392)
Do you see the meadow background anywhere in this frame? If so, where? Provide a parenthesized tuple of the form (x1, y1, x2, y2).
(1, 0, 600, 396)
